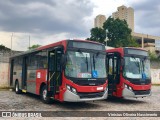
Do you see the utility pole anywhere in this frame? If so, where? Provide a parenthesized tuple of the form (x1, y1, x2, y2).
(10, 33, 13, 55)
(29, 35, 30, 50)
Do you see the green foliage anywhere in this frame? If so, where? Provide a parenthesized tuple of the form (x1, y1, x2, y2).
(103, 17, 139, 47)
(0, 44, 11, 51)
(86, 27, 106, 43)
(87, 16, 139, 47)
(149, 52, 160, 61)
(28, 44, 41, 50)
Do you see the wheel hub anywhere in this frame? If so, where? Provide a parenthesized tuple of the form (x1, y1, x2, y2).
(43, 90, 47, 100)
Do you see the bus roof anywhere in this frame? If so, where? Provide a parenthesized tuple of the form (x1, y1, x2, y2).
(106, 47, 147, 52)
(10, 39, 104, 58)
(106, 47, 148, 57)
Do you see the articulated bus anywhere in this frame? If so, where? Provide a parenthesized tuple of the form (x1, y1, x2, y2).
(106, 47, 151, 98)
(10, 40, 108, 103)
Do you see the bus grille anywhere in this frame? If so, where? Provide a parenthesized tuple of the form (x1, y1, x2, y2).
(133, 90, 150, 95)
(78, 91, 104, 99)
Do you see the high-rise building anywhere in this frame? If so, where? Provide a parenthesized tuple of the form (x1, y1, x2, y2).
(94, 15, 106, 28)
(112, 5, 134, 31)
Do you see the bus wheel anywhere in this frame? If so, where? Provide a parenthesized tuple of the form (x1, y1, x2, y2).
(15, 81, 21, 94)
(41, 86, 51, 104)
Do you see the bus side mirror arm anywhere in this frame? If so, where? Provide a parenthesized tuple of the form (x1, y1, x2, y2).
(121, 58, 125, 72)
(121, 58, 124, 67)
(61, 54, 66, 69)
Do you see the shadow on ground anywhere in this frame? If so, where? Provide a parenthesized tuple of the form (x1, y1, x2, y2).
(106, 97, 147, 104)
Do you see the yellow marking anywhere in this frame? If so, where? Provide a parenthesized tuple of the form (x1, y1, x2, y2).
(56, 74, 60, 86)
(114, 74, 116, 79)
(49, 72, 55, 81)
(22, 89, 27, 93)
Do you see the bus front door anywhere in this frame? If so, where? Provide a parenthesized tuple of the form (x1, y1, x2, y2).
(10, 59, 14, 86)
(48, 48, 63, 96)
(107, 53, 120, 97)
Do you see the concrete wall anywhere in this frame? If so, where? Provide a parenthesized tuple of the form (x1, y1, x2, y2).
(150, 61, 160, 84)
(0, 62, 9, 87)
(151, 69, 160, 84)
(0, 50, 23, 88)
(151, 61, 160, 69)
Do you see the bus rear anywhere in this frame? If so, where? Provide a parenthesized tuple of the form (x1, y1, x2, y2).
(106, 47, 151, 98)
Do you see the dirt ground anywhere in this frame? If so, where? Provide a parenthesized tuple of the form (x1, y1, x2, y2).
(0, 86, 159, 119)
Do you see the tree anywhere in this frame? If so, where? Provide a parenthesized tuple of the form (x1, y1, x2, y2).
(149, 51, 159, 61)
(103, 17, 139, 47)
(0, 44, 11, 51)
(28, 44, 41, 50)
(86, 27, 106, 43)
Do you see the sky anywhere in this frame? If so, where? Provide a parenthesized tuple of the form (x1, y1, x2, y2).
(0, 0, 159, 51)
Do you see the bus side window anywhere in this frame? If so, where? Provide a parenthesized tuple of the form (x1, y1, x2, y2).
(28, 54, 37, 70)
(49, 52, 55, 72)
(114, 57, 117, 74)
(36, 50, 48, 69)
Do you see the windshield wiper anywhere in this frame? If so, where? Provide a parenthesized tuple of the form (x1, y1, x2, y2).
(78, 50, 89, 71)
(93, 55, 96, 70)
(93, 52, 100, 70)
(96, 51, 100, 57)
(85, 54, 88, 71)
(131, 56, 139, 67)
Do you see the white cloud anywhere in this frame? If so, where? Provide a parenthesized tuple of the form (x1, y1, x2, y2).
(91, 0, 128, 17)
(0, 0, 160, 51)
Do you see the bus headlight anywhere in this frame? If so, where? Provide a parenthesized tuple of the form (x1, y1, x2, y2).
(66, 85, 77, 94)
(124, 84, 128, 88)
(124, 84, 132, 91)
(129, 86, 132, 90)
(66, 85, 71, 90)
(71, 88, 77, 94)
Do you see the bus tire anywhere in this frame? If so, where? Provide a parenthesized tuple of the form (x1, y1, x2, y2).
(41, 86, 51, 104)
(15, 81, 21, 94)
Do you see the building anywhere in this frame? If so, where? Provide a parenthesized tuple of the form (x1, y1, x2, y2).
(112, 5, 160, 53)
(132, 32, 160, 53)
(112, 5, 134, 31)
(94, 15, 106, 28)
(94, 5, 160, 54)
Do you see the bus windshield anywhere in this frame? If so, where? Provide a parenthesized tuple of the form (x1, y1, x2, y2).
(123, 56, 151, 79)
(65, 51, 106, 79)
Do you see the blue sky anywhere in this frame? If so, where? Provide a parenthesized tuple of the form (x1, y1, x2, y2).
(0, 0, 159, 51)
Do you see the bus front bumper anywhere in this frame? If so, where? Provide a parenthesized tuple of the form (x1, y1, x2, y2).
(122, 88, 151, 98)
(63, 89, 108, 102)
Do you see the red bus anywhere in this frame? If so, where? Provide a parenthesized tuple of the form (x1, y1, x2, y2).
(10, 40, 108, 103)
(106, 47, 151, 98)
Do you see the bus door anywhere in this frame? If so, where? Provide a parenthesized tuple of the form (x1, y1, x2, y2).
(10, 59, 14, 86)
(22, 57, 28, 90)
(48, 47, 63, 96)
(107, 52, 120, 96)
